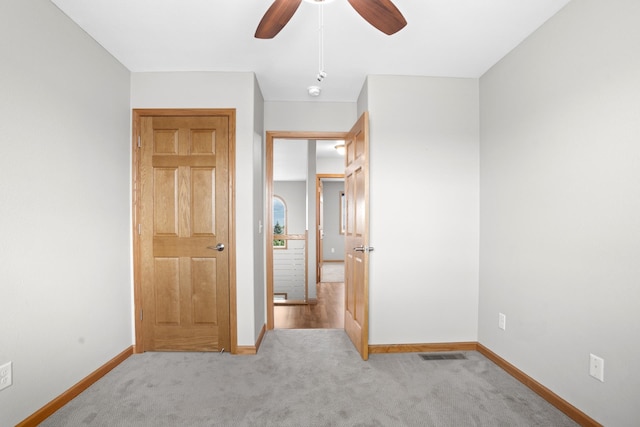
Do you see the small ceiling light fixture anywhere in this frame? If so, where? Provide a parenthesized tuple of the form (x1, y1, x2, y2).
(308, 86, 321, 97)
(308, 0, 328, 90)
(334, 143, 345, 155)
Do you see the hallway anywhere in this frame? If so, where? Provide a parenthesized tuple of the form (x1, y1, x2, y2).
(274, 263, 344, 329)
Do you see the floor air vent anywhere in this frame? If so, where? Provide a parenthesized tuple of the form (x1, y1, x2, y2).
(419, 353, 467, 361)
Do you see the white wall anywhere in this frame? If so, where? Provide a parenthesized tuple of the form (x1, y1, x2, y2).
(265, 101, 357, 131)
(306, 141, 317, 298)
(317, 156, 345, 175)
(363, 75, 480, 344)
(322, 181, 345, 261)
(479, 0, 640, 425)
(252, 75, 266, 343)
(317, 161, 346, 263)
(0, 1, 132, 425)
(131, 71, 263, 346)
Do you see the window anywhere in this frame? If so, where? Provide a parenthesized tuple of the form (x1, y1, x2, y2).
(273, 195, 286, 248)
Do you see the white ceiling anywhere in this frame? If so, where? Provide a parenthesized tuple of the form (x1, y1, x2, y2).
(50, 0, 571, 103)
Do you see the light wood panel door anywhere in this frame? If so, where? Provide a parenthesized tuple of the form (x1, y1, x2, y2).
(344, 112, 370, 360)
(139, 115, 231, 352)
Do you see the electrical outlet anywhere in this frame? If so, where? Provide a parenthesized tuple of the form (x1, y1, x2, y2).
(498, 313, 506, 330)
(589, 354, 604, 382)
(0, 362, 12, 391)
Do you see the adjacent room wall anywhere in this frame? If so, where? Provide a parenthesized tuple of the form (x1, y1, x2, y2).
(252, 76, 266, 343)
(316, 156, 345, 175)
(306, 141, 317, 298)
(0, 1, 132, 425)
(273, 182, 307, 237)
(317, 156, 346, 262)
(322, 181, 345, 261)
(479, 0, 640, 425)
(273, 181, 307, 300)
(130, 71, 263, 346)
(265, 102, 357, 132)
(362, 75, 480, 345)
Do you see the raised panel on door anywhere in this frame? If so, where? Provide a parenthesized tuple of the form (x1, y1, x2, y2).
(191, 168, 215, 235)
(191, 258, 217, 324)
(345, 171, 356, 317)
(153, 168, 178, 235)
(154, 258, 180, 325)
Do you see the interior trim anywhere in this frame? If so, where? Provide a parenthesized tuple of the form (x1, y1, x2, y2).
(236, 324, 267, 355)
(17, 346, 134, 427)
(17, 340, 602, 426)
(369, 342, 477, 354)
(235, 346, 257, 355)
(274, 298, 318, 306)
(476, 344, 602, 427)
(371, 341, 601, 426)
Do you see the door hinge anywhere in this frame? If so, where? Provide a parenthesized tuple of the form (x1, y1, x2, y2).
(138, 224, 141, 235)
(137, 135, 141, 148)
(140, 309, 143, 321)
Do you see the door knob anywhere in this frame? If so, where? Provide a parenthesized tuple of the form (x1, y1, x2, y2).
(354, 246, 374, 253)
(207, 243, 225, 252)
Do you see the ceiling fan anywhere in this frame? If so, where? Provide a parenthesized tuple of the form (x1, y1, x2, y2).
(255, 0, 407, 39)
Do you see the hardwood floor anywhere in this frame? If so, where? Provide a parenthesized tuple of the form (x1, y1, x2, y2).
(274, 281, 344, 329)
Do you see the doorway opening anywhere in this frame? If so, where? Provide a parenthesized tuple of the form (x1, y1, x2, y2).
(266, 112, 370, 359)
(266, 132, 348, 330)
(316, 174, 345, 285)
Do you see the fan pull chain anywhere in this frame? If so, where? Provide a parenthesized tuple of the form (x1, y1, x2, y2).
(317, 4, 326, 82)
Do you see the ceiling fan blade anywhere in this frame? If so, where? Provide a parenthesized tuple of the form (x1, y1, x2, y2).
(255, 0, 303, 39)
(347, 0, 407, 35)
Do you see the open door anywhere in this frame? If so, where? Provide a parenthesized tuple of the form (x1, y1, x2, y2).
(344, 112, 370, 360)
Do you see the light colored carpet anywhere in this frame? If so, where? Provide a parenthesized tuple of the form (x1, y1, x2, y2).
(42, 330, 578, 426)
(321, 262, 344, 283)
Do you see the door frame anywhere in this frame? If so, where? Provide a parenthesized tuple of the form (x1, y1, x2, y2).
(266, 131, 347, 330)
(132, 108, 237, 354)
